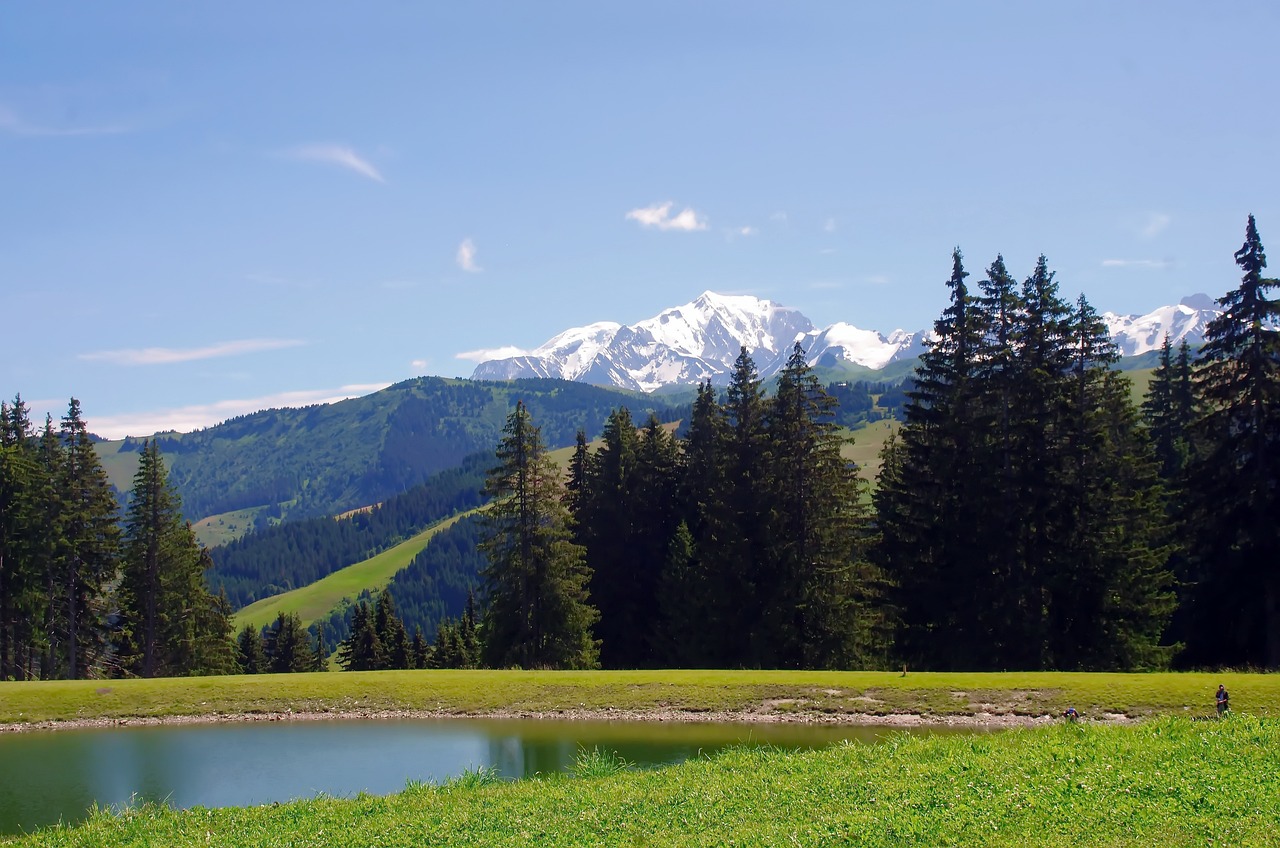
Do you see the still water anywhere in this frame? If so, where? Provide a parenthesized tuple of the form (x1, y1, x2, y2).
(0, 717, 964, 834)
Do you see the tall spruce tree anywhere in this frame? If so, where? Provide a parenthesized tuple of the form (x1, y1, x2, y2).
(1184, 215, 1280, 667)
(479, 401, 598, 669)
(716, 347, 773, 665)
(667, 380, 726, 665)
(578, 407, 641, 667)
(55, 399, 120, 678)
(765, 343, 881, 668)
(876, 250, 989, 668)
(121, 441, 235, 677)
(0, 397, 42, 680)
(1052, 295, 1175, 669)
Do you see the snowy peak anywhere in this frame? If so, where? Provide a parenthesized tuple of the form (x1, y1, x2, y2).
(470, 290, 1225, 392)
(1103, 295, 1219, 356)
(470, 291, 919, 391)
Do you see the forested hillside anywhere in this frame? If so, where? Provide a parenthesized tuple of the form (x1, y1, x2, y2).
(97, 377, 682, 525)
(207, 454, 489, 608)
(312, 514, 486, 654)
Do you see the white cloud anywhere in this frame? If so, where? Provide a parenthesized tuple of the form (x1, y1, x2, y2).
(1141, 213, 1171, 238)
(455, 345, 530, 363)
(824, 217, 837, 233)
(79, 338, 305, 366)
(285, 144, 385, 182)
(0, 104, 129, 137)
(625, 202, 708, 232)
(85, 383, 393, 440)
(456, 238, 482, 273)
(410, 359, 429, 370)
(1102, 258, 1173, 269)
(737, 226, 757, 237)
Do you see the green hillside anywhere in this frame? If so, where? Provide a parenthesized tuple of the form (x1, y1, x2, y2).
(232, 512, 473, 633)
(95, 377, 679, 525)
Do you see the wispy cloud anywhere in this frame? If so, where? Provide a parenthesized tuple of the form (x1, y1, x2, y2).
(625, 202, 708, 232)
(456, 238, 482, 273)
(770, 211, 789, 225)
(85, 383, 392, 440)
(0, 104, 129, 137)
(79, 338, 305, 366)
(1141, 213, 1171, 238)
(410, 359, 429, 370)
(285, 144, 384, 182)
(1102, 258, 1173, 269)
(455, 345, 530, 363)
(824, 217, 837, 233)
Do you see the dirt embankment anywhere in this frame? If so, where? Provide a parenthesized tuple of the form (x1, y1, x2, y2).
(0, 704, 1130, 734)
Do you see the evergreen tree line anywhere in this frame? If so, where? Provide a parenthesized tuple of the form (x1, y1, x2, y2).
(880, 217, 1279, 670)
(0, 401, 234, 680)
(312, 514, 485, 653)
(332, 588, 480, 671)
(479, 343, 889, 671)
(234, 610, 327, 674)
(476, 217, 1279, 672)
(208, 453, 489, 609)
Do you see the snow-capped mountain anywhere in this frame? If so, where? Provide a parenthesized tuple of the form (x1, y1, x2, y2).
(470, 291, 1228, 392)
(470, 291, 923, 390)
(1102, 294, 1220, 356)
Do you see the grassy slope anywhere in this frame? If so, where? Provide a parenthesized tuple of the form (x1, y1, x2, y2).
(191, 507, 265, 548)
(2, 669, 1275, 726)
(5, 716, 1278, 847)
(231, 512, 472, 632)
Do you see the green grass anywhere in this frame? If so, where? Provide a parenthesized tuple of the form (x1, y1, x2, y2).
(2, 669, 1275, 727)
(231, 512, 473, 632)
(6, 715, 1278, 846)
(190, 506, 266, 548)
(842, 418, 900, 480)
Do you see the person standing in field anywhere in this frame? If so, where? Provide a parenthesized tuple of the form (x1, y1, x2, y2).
(1216, 684, 1230, 716)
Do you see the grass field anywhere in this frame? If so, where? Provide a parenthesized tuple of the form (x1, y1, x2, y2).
(5, 715, 1276, 847)
(231, 512, 473, 632)
(191, 506, 266, 548)
(2, 669, 1274, 728)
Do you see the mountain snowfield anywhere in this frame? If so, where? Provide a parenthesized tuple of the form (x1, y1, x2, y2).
(470, 291, 1225, 392)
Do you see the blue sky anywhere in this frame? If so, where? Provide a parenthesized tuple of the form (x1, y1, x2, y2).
(3, 2, 1278, 438)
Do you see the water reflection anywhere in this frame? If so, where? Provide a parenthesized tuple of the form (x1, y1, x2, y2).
(0, 717, 971, 834)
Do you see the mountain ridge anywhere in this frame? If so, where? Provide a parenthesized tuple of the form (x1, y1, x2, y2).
(471, 290, 1223, 392)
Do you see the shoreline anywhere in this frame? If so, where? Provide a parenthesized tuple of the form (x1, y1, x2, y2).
(0, 705, 1133, 734)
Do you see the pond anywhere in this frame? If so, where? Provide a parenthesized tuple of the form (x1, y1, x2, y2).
(0, 717, 975, 835)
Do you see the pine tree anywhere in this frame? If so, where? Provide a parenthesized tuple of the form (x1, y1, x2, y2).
(264, 611, 315, 673)
(1052, 295, 1175, 669)
(55, 399, 120, 678)
(236, 623, 267, 673)
(579, 407, 640, 667)
(629, 413, 682, 664)
(1142, 335, 1196, 480)
(479, 401, 599, 669)
(715, 347, 772, 665)
(765, 343, 880, 668)
(876, 250, 989, 668)
(0, 396, 42, 680)
(374, 589, 410, 670)
(410, 625, 429, 669)
(337, 600, 383, 671)
(670, 380, 726, 665)
(1184, 215, 1280, 667)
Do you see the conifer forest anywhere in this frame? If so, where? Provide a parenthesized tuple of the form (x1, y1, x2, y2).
(2, 216, 1277, 679)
